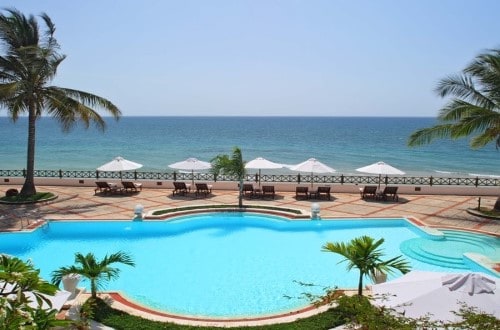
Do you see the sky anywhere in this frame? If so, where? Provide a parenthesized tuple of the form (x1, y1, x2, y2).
(3, 0, 500, 117)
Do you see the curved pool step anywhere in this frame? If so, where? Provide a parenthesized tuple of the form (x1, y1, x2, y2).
(401, 239, 467, 268)
(400, 230, 499, 269)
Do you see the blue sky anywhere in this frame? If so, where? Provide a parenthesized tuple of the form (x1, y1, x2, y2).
(5, 0, 500, 116)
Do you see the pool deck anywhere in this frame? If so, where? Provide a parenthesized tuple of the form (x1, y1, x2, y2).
(1, 185, 498, 234)
(1, 185, 499, 327)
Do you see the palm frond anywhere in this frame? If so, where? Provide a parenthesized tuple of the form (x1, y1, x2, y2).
(407, 124, 455, 146)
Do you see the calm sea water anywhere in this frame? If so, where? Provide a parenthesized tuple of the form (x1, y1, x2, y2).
(0, 116, 498, 177)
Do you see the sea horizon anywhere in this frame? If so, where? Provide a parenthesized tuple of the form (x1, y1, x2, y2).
(1, 116, 498, 178)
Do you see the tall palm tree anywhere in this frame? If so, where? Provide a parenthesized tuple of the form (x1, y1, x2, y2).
(211, 147, 246, 207)
(408, 47, 500, 210)
(0, 9, 121, 197)
(322, 236, 410, 296)
(51, 251, 135, 299)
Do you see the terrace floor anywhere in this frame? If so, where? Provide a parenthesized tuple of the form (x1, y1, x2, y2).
(1, 184, 498, 234)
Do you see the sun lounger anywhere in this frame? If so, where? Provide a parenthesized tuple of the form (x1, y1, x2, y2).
(195, 183, 212, 197)
(122, 181, 142, 193)
(242, 184, 255, 198)
(360, 186, 378, 200)
(173, 182, 190, 196)
(262, 185, 275, 199)
(94, 181, 122, 195)
(311, 186, 331, 200)
(295, 186, 309, 200)
(379, 186, 399, 201)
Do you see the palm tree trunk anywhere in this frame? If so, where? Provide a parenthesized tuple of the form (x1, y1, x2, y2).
(238, 178, 243, 208)
(19, 108, 37, 197)
(358, 271, 364, 296)
(91, 280, 97, 299)
(494, 196, 500, 211)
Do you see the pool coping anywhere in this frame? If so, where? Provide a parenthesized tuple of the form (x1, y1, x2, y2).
(101, 291, 334, 327)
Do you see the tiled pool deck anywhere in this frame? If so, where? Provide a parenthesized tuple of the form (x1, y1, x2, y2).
(1, 185, 498, 234)
(0, 185, 498, 327)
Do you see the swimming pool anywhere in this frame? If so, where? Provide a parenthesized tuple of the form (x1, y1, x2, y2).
(0, 213, 497, 318)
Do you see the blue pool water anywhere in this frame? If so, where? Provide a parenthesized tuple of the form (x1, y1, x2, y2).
(0, 213, 496, 318)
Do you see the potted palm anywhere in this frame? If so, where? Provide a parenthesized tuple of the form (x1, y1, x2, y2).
(51, 251, 135, 300)
(322, 235, 410, 296)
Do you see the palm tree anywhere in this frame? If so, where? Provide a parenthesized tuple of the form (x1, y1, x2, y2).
(211, 147, 246, 207)
(0, 9, 121, 197)
(322, 236, 410, 296)
(51, 251, 135, 300)
(407, 47, 500, 210)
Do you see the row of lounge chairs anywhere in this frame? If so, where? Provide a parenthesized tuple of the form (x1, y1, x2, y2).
(360, 186, 399, 201)
(173, 182, 212, 197)
(95, 181, 399, 202)
(94, 181, 143, 195)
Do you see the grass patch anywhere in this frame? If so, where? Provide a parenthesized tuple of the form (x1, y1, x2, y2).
(0, 192, 56, 204)
(478, 207, 500, 217)
(152, 204, 303, 216)
(90, 298, 343, 330)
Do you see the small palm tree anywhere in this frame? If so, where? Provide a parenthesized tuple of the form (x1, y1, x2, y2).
(211, 146, 246, 207)
(322, 236, 410, 296)
(51, 251, 135, 299)
(0, 9, 121, 197)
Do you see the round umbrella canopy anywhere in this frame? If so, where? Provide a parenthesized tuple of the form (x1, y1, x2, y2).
(168, 158, 212, 185)
(97, 156, 143, 174)
(356, 161, 405, 189)
(290, 158, 335, 187)
(372, 271, 500, 322)
(245, 157, 284, 186)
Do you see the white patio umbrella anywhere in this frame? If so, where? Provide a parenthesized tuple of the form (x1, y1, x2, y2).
(245, 157, 284, 186)
(168, 157, 212, 186)
(371, 271, 500, 323)
(356, 161, 405, 189)
(97, 156, 143, 179)
(290, 158, 336, 187)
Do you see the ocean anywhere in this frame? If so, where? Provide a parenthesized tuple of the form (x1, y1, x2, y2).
(0, 116, 498, 177)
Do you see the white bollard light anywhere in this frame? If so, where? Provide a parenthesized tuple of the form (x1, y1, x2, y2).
(134, 204, 144, 220)
(311, 203, 321, 220)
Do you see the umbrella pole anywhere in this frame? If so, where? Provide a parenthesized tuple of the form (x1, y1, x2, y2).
(258, 169, 261, 187)
(191, 169, 195, 187)
(378, 174, 381, 191)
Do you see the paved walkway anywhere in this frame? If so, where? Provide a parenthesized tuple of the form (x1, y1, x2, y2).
(1, 185, 498, 234)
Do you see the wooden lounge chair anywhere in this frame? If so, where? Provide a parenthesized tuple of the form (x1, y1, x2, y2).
(173, 182, 190, 196)
(312, 186, 331, 200)
(295, 186, 309, 200)
(380, 186, 399, 201)
(94, 181, 122, 195)
(242, 184, 255, 198)
(262, 185, 275, 199)
(122, 181, 142, 193)
(360, 186, 378, 200)
(195, 183, 212, 197)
